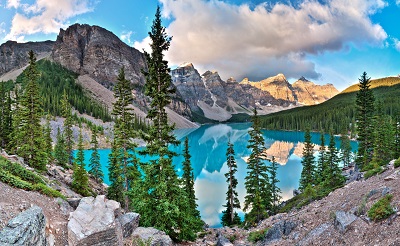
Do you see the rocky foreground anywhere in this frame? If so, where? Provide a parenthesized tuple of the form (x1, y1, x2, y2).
(0, 159, 399, 245)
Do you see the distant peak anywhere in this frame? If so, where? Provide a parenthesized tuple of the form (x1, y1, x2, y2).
(178, 62, 194, 68)
(298, 76, 309, 82)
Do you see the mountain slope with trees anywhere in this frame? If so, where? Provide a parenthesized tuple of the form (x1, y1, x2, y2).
(260, 76, 400, 133)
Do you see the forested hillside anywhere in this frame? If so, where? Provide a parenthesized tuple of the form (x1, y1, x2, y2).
(260, 76, 400, 133)
(15, 60, 111, 122)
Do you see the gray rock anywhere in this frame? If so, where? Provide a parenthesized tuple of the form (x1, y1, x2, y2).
(216, 232, 233, 246)
(67, 198, 82, 210)
(132, 227, 173, 246)
(334, 211, 358, 232)
(293, 189, 302, 197)
(117, 212, 140, 238)
(0, 206, 47, 246)
(296, 223, 331, 246)
(382, 186, 392, 196)
(68, 195, 123, 246)
(263, 220, 297, 244)
(55, 197, 74, 216)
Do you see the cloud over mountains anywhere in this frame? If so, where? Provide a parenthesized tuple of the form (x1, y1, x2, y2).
(135, 0, 388, 81)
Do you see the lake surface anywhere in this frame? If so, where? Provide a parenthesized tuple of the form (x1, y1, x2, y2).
(78, 123, 358, 227)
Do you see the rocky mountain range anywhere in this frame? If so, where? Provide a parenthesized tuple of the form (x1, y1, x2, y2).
(0, 23, 339, 125)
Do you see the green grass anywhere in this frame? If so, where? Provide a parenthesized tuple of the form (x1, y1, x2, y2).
(368, 194, 395, 221)
(364, 167, 384, 179)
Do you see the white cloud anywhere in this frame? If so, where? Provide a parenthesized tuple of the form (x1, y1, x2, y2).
(149, 0, 388, 81)
(393, 38, 400, 52)
(6, 0, 21, 9)
(133, 36, 152, 54)
(120, 30, 134, 46)
(397, 0, 400, 6)
(5, 0, 95, 41)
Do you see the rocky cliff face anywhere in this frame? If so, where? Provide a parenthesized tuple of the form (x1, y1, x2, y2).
(240, 73, 298, 103)
(51, 24, 146, 88)
(292, 77, 339, 105)
(0, 40, 54, 76)
(172, 63, 285, 121)
(241, 74, 339, 106)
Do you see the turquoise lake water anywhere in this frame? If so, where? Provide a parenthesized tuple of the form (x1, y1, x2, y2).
(78, 123, 358, 227)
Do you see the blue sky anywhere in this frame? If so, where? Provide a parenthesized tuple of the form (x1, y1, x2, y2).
(0, 0, 399, 90)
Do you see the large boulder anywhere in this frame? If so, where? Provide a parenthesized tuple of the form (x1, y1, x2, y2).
(261, 220, 297, 244)
(334, 211, 358, 233)
(68, 195, 122, 246)
(132, 227, 173, 246)
(0, 206, 47, 246)
(117, 212, 140, 238)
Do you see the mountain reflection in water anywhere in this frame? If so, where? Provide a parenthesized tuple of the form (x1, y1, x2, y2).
(79, 123, 358, 227)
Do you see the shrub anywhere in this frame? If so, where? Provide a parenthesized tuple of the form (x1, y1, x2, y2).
(355, 195, 368, 216)
(33, 183, 65, 199)
(0, 169, 33, 190)
(248, 228, 269, 243)
(394, 158, 400, 168)
(364, 167, 384, 179)
(368, 194, 395, 221)
(0, 157, 45, 184)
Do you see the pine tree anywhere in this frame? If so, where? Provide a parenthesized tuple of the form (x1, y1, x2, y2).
(44, 115, 53, 161)
(9, 87, 22, 153)
(89, 126, 103, 183)
(133, 6, 201, 241)
(54, 127, 68, 168)
(323, 131, 345, 190)
(355, 72, 375, 169)
(0, 84, 13, 150)
(107, 138, 124, 204)
(71, 125, 90, 196)
(316, 131, 326, 183)
(340, 131, 352, 167)
(221, 139, 241, 227)
(299, 128, 315, 190)
(394, 116, 400, 159)
(269, 156, 282, 215)
(109, 67, 140, 210)
(13, 51, 47, 171)
(182, 137, 201, 221)
(244, 108, 270, 225)
(61, 90, 74, 165)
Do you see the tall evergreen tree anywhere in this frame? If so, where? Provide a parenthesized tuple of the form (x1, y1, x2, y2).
(355, 72, 375, 169)
(323, 131, 345, 190)
(133, 6, 202, 241)
(71, 125, 90, 196)
(9, 86, 22, 153)
(299, 128, 315, 190)
(394, 116, 400, 159)
(12, 51, 47, 170)
(44, 115, 53, 161)
(269, 156, 282, 215)
(89, 126, 103, 183)
(244, 108, 270, 225)
(340, 131, 352, 167)
(107, 138, 124, 204)
(182, 137, 201, 221)
(61, 90, 74, 165)
(0, 84, 12, 149)
(221, 139, 241, 227)
(54, 127, 68, 168)
(110, 67, 140, 210)
(316, 131, 326, 183)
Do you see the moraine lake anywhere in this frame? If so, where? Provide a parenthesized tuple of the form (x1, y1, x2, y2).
(78, 123, 358, 227)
